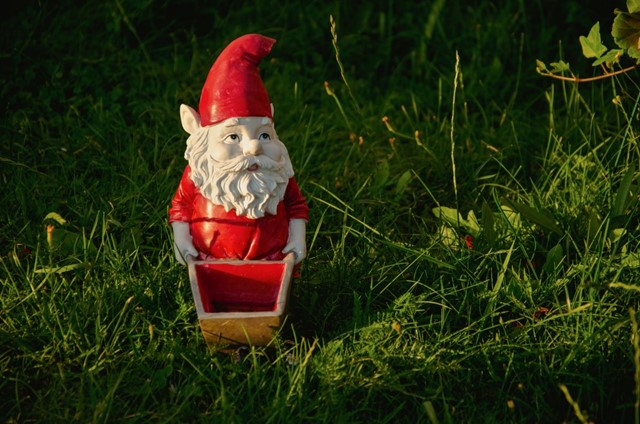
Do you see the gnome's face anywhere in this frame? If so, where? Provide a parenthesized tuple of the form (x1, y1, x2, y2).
(180, 105, 294, 219)
(209, 116, 283, 165)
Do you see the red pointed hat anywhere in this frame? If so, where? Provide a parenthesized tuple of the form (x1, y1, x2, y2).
(198, 34, 276, 126)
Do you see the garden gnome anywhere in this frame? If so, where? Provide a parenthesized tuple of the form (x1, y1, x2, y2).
(169, 34, 309, 265)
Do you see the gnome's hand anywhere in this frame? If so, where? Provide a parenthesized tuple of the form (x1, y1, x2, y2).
(171, 222, 199, 265)
(283, 218, 307, 264)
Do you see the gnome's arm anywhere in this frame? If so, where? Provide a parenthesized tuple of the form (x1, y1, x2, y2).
(171, 221, 199, 265)
(283, 219, 306, 264)
(169, 166, 199, 265)
(282, 178, 309, 264)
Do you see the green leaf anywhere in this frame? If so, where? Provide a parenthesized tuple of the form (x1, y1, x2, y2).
(612, 163, 636, 218)
(438, 224, 459, 249)
(542, 244, 564, 274)
(43, 212, 67, 226)
(501, 198, 563, 235)
(550, 61, 571, 73)
(484, 239, 515, 316)
(609, 228, 627, 244)
(586, 208, 603, 245)
(536, 59, 548, 73)
(481, 200, 496, 245)
(373, 160, 390, 189)
(466, 210, 480, 236)
(501, 204, 521, 230)
(621, 252, 640, 268)
(432, 206, 479, 236)
(579, 22, 608, 59)
(592, 49, 623, 66)
(612, 9, 640, 60)
(432, 206, 462, 227)
(150, 365, 173, 390)
(394, 170, 412, 196)
(47, 227, 82, 253)
(629, 0, 640, 13)
(36, 263, 88, 274)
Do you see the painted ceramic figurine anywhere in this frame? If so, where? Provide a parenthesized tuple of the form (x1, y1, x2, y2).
(169, 34, 309, 266)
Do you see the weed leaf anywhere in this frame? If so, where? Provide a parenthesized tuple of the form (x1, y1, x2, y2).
(612, 9, 640, 60)
(579, 22, 607, 59)
(484, 240, 515, 316)
(373, 160, 390, 189)
(542, 244, 564, 274)
(481, 200, 496, 245)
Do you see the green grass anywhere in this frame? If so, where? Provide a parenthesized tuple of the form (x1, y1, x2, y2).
(1, 0, 639, 422)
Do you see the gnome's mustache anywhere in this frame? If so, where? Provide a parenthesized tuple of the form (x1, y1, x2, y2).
(213, 154, 285, 173)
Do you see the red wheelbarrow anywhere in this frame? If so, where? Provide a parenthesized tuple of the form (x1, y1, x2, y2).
(187, 253, 295, 348)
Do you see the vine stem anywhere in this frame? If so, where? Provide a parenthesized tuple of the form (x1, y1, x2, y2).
(538, 63, 640, 83)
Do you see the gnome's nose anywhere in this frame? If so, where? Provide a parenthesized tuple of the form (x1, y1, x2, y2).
(242, 139, 262, 156)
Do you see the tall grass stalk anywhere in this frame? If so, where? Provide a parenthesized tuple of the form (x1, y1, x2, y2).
(559, 383, 590, 424)
(450, 51, 460, 219)
(329, 14, 361, 115)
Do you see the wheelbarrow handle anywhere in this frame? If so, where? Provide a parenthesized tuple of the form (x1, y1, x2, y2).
(283, 252, 296, 265)
(187, 253, 295, 264)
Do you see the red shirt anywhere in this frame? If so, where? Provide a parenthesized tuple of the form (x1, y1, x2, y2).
(169, 165, 309, 260)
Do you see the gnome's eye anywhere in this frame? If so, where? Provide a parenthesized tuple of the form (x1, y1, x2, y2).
(223, 134, 240, 144)
(259, 132, 271, 141)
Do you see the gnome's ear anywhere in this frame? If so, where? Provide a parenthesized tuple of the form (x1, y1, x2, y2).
(180, 104, 201, 135)
(270, 103, 275, 118)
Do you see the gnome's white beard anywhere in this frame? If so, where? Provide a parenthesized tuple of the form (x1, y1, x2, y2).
(185, 130, 293, 219)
